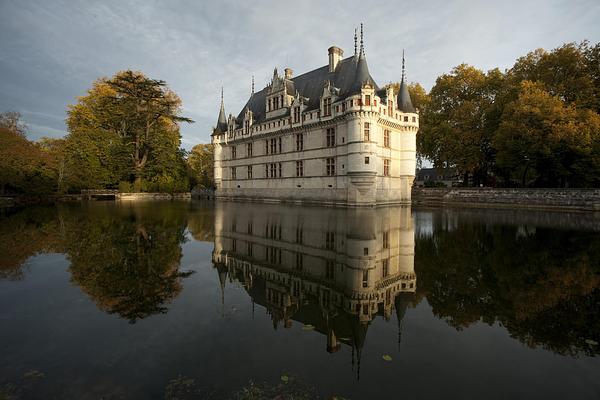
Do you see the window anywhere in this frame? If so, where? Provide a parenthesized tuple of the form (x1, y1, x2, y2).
(278, 162, 282, 177)
(365, 95, 371, 106)
(265, 140, 269, 155)
(296, 133, 304, 151)
(364, 122, 370, 141)
(404, 116, 409, 122)
(270, 138, 276, 154)
(365, 157, 369, 164)
(294, 107, 300, 123)
(412, 116, 416, 122)
(384, 159, 390, 176)
(247, 242, 253, 257)
(326, 260, 335, 280)
(248, 222, 253, 235)
(265, 164, 268, 178)
(384, 130, 390, 148)
(247, 142, 253, 157)
(269, 163, 276, 178)
(268, 98, 272, 111)
(325, 232, 335, 250)
(362, 270, 369, 288)
(326, 157, 336, 176)
(363, 247, 369, 255)
(388, 100, 393, 116)
(231, 167, 236, 180)
(383, 231, 389, 249)
(296, 227, 303, 244)
(326, 128, 336, 147)
(323, 97, 332, 116)
(231, 146, 237, 159)
(278, 137, 282, 153)
(247, 165, 252, 179)
(296, 160, 304, 177)
(296, 253, 303, 271)
(382, 259, 389, 277)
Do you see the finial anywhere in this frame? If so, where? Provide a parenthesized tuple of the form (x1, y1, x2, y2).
(354, 28, 358, 56)
(251, 75, 255, 94)
(360, 23, 364, 56)
(220, 86, 224, 104)
(401, 49, 406, 82)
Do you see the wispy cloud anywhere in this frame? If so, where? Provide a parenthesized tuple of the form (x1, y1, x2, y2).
(1, 0, 598, 147)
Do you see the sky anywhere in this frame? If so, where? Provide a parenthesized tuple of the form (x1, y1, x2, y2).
(1, 0, 599, 149)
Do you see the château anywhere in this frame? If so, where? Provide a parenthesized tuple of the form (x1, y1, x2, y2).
(211, 26, 418, 206)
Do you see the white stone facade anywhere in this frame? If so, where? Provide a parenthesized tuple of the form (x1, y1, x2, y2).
(212, 36, 418, 206)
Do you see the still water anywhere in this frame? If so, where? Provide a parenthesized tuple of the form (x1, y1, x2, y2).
(1, 201, 599, 399)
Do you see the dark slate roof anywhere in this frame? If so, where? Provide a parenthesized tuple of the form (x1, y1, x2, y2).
(397, 79, 415, 113)
(215, 101, 228, 133)
(235, 55, 379, 125)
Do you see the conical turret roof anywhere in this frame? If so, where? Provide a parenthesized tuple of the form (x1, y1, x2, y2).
(214, 88, 227, 134)
(397, 51, 415, 113)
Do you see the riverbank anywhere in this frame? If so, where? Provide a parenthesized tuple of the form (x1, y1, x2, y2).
(0, 192, 192, 206)
(412, 188, 600, 212)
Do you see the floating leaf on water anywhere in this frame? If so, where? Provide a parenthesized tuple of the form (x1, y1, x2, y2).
(280, 374, 289, 383)
(302, 324, 315, 331)
(382, 355, 392, 361)
(585, 339, 598, 346)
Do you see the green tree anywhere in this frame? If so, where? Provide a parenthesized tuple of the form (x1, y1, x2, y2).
(419, 65, 505, 185)
(494, 81, 600, 187)
(65, 70, 192, 192)
(187, 143, 214, 189)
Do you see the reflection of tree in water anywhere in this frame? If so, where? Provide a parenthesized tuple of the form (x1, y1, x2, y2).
(0, 206, 63, 280)
(60, 203, 191, 323)
(416, 221, 600, 356)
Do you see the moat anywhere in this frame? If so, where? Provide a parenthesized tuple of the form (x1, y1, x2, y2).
(1, 201, 599, 399)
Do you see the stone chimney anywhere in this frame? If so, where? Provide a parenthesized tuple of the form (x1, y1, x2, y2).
(328, 46, 343, 72)
(284, 67, 293, 79)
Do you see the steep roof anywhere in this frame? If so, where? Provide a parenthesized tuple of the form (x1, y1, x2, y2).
(235, 55, 379, 125)
(214, 88, 228, 134)
(397, 79, 415, 113)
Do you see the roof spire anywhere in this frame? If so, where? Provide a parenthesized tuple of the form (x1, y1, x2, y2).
(354, 27, 358, 57)
(360, 23, 364, 56)
(220, 86, 224, 105)
(401, 49, 406, 82)
(214, 87, 227, 134)
(251, 75, 255, 95)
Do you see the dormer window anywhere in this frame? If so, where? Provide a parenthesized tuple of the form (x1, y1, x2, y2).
(365, 95, 371, 106)
(388, 100, 393, 116)
(293, 107, 300, 123)
(323, 97, 332, 116)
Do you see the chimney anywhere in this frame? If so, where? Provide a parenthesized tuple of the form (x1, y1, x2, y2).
(284, 67, 293, 79)
(328, 46, 343, 72)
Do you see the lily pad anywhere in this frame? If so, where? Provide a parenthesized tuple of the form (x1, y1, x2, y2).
(280, 374, 289, 383)
(382, 355, 392, 361)
(585, 339, 598, 346)
(302, 324, 315, 331)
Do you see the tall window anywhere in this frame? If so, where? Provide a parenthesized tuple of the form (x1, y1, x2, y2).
(296, 253, 303, 271)
(362, 270, 369, 288)
(231, 146, 237, 159)
(231, 167, 236, 180)
(296, 133, 304, 151)
(383, 130, 390, 148)
(265, 140, 269, 155)
(296, 160, 304, 177)
(326, 128, 336, 147)
(278, 162, 282, 177)
(278, 137, 282, 153)
(383, 159, 390, 176)
(270, 163, 276, 178)
(363, 122, 370, 141)
(247, 165, 252, 179)
(388, 100, 393, 116)
(296, 227, 303, 244)
(382, 259, 389, 277)
(325, 232, 335, 250)
(247, 142, 253, 157)
(294, 107, 301, 123)
(383, 231, 389, 249)
(323, 97, 332, 116)
(326, 260, 335, 280)
(326, 157, 336, 176)
(365, 95, 371, 106)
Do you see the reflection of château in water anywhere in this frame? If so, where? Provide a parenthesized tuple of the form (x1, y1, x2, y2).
(212, 202, 415, 372)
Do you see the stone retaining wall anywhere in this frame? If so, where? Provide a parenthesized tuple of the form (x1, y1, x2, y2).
(118, 192, 191, 201)
(412, 188, 600, 212)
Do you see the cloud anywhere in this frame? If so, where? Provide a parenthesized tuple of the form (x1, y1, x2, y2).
(1, 0, 599, 148)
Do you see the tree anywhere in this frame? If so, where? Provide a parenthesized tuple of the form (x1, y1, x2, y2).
(65, 70, 193, 192)
(419, 65, 505, 185)
(0, 111, 27, 136)
(494, 81, 600, 187)
(187, 143, 214, 189)
(0, 127, 56, 194)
